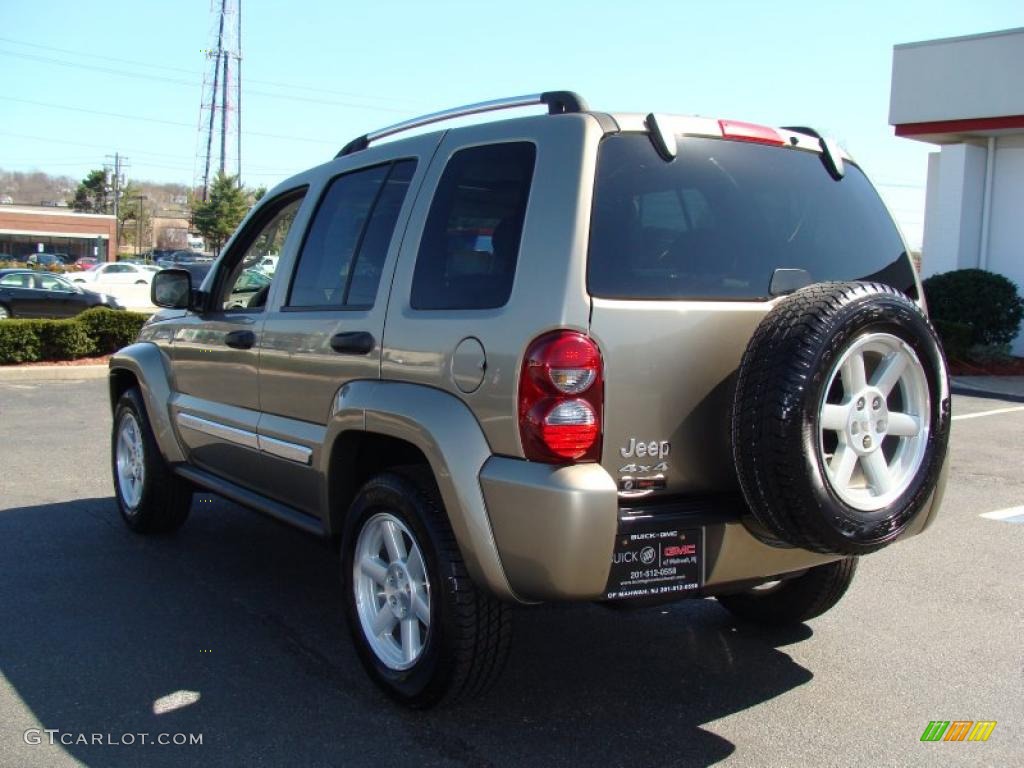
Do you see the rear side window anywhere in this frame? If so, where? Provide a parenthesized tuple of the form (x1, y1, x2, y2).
(588, 135, 915, 301)
(289, 159, 416, 309)
(411, 142, 535, 310)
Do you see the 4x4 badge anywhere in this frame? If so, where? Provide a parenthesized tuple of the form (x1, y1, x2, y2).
(620, 462, 668, 474)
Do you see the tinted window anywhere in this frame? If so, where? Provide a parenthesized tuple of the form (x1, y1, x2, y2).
(289, 160, 415, 309)
(347, 160, 416, 306)
(411, 142, 535, 310)
(588, 135, 914, 300)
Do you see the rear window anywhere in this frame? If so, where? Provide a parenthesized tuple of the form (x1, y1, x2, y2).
(587, 134, 915, 301)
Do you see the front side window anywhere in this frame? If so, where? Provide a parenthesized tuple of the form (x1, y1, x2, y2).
(410, 142, 535, 310)
(220, 191, 305, 311)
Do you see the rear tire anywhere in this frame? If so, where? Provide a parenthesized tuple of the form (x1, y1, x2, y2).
(716, 558, 858, 626)
(112, 388, 192, 534)
(341, 470, 511, 708)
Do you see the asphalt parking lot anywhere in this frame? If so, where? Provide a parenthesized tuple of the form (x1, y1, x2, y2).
(1, 377, 1021, 767)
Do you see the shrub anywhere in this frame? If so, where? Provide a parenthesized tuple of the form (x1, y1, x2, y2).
(0, 320, 45, 363)
(923, 269, 1024, 350)
(0, 309, 148, 364)
(77, 308, 148, 354)
(40, 320, 94, 360)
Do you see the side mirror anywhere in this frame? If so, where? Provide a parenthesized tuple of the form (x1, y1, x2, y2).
(151, 269, 192, 309)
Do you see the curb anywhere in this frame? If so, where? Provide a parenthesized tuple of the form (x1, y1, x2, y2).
(0, 364, 108, 382)
(950, 383, 1024, 404)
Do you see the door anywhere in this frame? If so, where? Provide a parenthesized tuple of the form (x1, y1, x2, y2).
(257, 150, 428, 515)
(33, 273, 83, 317)
(168, 189, 307, 490)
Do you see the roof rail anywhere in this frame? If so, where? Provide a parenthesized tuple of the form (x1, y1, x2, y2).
(335, 91, 587, 157)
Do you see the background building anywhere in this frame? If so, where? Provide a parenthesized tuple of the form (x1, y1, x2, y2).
(0, 205, 116, 262)
(890, 27, 1024, 353)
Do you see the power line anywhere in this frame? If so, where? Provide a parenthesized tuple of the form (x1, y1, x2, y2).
(0, 36, 426, 108)
(0, 95, 336, 145)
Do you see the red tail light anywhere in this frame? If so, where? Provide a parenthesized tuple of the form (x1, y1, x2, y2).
(519, 331, 603, 463)
(718, 119, 785, 146)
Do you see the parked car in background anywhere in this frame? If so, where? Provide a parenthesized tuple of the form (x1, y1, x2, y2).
(155, 251, 210, 268)
(69, 256, 101, 270)
(171, 261, 214, 288)
(72, 262, 157, 286)
(27, 253, 67, 268)
(0, 268, 123, 319)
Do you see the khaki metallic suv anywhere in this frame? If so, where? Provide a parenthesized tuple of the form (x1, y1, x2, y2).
(110, 92, 951, 707)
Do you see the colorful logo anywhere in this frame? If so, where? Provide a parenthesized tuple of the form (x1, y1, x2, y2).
(920, 721, 997, 742)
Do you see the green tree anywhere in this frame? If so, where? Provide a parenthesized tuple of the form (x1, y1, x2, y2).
(118, 182, 153, 252)
(192, 172, 249, 255)
(69, 169, 111, 213)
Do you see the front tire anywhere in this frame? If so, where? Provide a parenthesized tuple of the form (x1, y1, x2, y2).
(0, 303, 10, 320)
(341, 471, 510, 708)
(716, 558, 858, 626)
(112, 388, 192, 534)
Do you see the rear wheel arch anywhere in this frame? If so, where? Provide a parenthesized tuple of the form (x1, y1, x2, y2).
(326, 431, 433, 542)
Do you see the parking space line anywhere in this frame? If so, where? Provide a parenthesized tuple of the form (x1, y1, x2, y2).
(979, 507, 1024, 524)
(952, 405, 1024, 421)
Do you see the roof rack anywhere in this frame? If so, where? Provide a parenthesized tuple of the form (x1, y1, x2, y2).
(336, 91, 587, 157)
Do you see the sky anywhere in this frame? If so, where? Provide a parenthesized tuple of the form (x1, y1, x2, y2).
(1, 0, 1022, 249)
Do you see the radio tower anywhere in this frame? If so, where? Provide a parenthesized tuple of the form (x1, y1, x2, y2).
(194, 0, 242, 200)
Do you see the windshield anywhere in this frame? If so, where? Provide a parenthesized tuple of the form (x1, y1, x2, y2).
(587, 134, 915, 301)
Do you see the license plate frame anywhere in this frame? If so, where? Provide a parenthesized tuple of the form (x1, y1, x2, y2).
(604, 516, 705, 601)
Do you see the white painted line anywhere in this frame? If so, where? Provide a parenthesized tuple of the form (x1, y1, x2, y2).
(979, 507, 1024, 524)
(952, 405, 1024, 421)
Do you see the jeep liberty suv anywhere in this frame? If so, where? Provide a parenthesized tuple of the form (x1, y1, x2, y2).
(110, 91, 950, 707)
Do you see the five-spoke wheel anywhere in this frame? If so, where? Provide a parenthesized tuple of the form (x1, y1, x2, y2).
(353, 513, 431, 670)
(819, 332, 930, 511)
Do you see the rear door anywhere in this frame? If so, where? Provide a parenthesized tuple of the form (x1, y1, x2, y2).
(256, 141, 433, 515)
(587, 133, 917, 498)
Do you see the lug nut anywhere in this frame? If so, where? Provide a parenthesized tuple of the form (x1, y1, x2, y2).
(862, 436, 872, 449)
(873, 397, 882, 410)
(857, 397, 865, 410)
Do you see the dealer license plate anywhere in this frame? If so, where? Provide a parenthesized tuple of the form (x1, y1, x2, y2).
(604, 517, 704, 601)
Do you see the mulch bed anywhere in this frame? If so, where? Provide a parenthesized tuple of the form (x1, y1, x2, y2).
(947, 357, 1024, 376)
(12, 355, 112, 368)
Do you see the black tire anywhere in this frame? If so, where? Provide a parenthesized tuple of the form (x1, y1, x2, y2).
(717, 558, 858, 626)
(733, 282, 950, 555)
(111, 387, 192, 534)
(341, 470, 511, 708)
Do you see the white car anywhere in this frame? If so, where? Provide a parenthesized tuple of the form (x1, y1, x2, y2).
(73, 263, 157, 286)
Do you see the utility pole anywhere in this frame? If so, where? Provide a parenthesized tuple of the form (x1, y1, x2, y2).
(105, 152, 128, 261)
(131, 195, 147, 257)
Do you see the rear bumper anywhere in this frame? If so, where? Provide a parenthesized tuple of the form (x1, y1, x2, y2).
(480, 455, 948, 601)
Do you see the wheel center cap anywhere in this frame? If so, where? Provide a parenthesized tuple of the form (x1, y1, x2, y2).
(384, 563, 411, 618)
(847, 389, 889, 454)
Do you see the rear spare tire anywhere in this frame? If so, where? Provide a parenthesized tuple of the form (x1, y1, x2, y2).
(732, 282, 950, 555)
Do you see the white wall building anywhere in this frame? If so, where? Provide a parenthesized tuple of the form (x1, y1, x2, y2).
(890, 27, 1024, 354)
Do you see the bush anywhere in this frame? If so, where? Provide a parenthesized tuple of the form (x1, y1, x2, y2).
(0, 320, 44, 363)
(77, 307, 148, 354)
(0, 308, 148, 364)
(40, 320, 94, 359)
(923, 269, 1024, 350)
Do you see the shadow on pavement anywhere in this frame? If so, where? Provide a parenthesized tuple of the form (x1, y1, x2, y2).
(1, 496, 814, 767)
